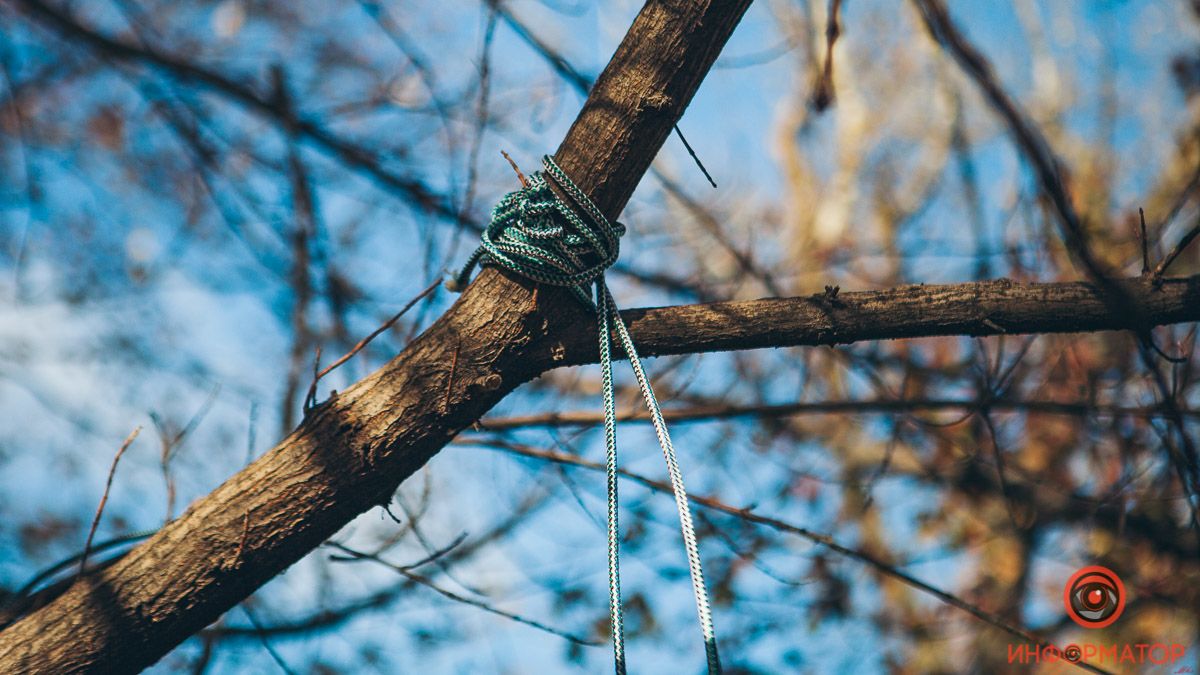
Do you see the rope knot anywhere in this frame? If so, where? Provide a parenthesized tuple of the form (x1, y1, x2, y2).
(449, 156, 624, 304)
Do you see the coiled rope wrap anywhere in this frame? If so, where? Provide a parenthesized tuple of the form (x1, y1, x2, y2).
(448, 158, 624, 306)
(451, 155, 720, 674)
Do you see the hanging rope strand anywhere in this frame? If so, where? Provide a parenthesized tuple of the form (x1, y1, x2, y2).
(451, 155, 720, 674)
(601, 281, 720, 672)
(598, 284, 627, 675)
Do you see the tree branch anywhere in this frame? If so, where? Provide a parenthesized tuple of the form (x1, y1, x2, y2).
(475, 395, 1200, 431)
(556, 274, 1200, 366)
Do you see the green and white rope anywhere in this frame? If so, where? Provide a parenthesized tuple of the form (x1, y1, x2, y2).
(451, 155, 720, 674)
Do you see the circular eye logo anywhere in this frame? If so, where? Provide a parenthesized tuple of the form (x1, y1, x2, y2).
(1063, 566, 1125, 629)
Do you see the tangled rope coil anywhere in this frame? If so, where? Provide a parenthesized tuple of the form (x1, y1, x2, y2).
(450, 155, 721, 674)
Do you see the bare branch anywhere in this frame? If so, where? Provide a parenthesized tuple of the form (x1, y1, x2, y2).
(239, 606, 298, 675)
(78, 427, 141, 578)
(811, 0, 844, 111)
(913, 0, 1121, 296)
(475, 396, 1200, 431)
(304, 279, 442, 412)
(1153, 214, 1200, 283)
(552, 275, 1200, 366)
(327, 543, 600, 648)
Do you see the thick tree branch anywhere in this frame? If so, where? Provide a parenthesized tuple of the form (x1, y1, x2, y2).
(561, 274, 1200, 366)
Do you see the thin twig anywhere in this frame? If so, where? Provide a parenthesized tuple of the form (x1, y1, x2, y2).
(1152, 215, 1200, 284)
(981, 410, 1023, 529)
(240, 605, 298, 675)
(1139, 207, 1150, 275)
(473, 396, 1200, 430)
(380, 503, 402, 524)
(487, 0, 716, 189)
(12, 531, 154, 602)
(354, 0, 459, 182)
(1151, 154, 1200, 240)
(461, 6, 498, 215)
(327, 542, 600, 647)
(399, 532, 469, 570)
(1146, 333, 1189, 364)
(152, 385, 220, 524)
(394, 498, 482, 594)
(500, 150, 529, 188)
(273, 63, 321, 432)
(78, 427, 141, 578)
(672, 125, 718, 188)
(303, 346, 322, 413)
(327, 532, 466, 572)
(304, 278, 441, 411)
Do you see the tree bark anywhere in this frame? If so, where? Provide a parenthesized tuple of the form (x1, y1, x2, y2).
(560, 274, 1200, 364)
(0, 1, 754, 672)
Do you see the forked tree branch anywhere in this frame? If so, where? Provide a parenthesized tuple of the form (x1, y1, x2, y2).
(0, 1, 755, 671)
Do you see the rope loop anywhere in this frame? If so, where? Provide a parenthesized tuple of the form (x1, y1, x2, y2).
(449, 155, 625, 305)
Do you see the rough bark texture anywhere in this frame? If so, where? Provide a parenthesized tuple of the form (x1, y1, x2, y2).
(0, 1, 754, 672)
(586, 274, 1200, 362)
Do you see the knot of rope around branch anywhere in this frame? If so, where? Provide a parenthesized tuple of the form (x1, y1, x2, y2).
(448, 155, 624, 306)
(449, 154, 722, 674)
